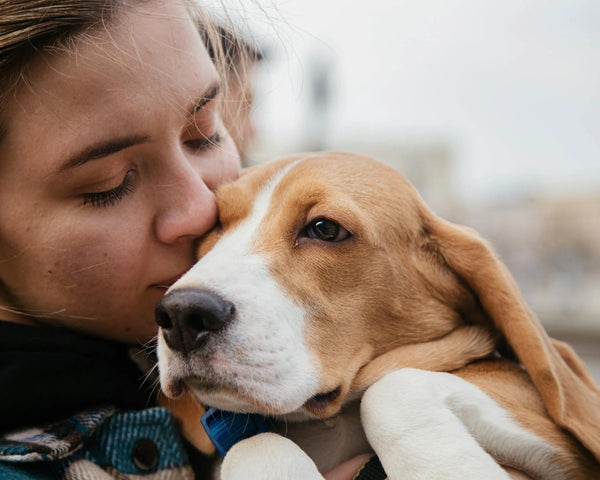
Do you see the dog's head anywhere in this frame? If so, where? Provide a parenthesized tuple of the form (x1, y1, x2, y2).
(156, 152, 599, 458)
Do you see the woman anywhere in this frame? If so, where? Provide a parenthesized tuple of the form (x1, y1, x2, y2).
(0, 0, 238, 477)
(0, 1, 531, 478)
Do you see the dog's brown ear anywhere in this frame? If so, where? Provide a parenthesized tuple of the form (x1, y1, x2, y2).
(422, 212, 600, 462)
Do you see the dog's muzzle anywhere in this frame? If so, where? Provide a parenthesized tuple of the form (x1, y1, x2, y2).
(155, 288, 235, 354)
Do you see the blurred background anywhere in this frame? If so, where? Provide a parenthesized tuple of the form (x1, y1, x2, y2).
(208, 0, 600, 381)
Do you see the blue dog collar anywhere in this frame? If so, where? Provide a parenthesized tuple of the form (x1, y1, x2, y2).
(200, 407, 270, 457)
(201, 407, 387, 479)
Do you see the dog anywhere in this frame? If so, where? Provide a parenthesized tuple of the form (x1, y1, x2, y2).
(156, 152, 600, 479)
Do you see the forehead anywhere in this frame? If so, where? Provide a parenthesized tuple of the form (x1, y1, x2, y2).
(0, 1, 216, 173)
(20, 3, 208, 100)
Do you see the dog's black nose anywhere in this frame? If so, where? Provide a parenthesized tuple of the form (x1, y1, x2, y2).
(155, 288, 235, 353)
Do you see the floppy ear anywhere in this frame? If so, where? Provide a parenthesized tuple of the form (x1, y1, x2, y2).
(422, 211, 600, 462)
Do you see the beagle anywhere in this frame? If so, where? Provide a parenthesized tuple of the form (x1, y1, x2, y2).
(156, 152, 600, 479)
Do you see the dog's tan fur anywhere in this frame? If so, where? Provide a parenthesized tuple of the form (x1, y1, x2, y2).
(164, 152, 600, 478)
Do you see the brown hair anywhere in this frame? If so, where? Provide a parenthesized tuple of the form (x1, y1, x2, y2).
(0, 0, 239, 133)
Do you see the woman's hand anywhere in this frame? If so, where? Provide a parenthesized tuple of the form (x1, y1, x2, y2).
(323, 454, 373, 480)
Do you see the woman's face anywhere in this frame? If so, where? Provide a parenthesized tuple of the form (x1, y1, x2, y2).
(0, 1, 240, 343)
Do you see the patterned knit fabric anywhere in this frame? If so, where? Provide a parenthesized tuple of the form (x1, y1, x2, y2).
(0, 407, 195, 479)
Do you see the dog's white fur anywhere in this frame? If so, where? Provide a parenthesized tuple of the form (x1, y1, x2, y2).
(361, 369, 562, 480)
(157, 153, 600, 479)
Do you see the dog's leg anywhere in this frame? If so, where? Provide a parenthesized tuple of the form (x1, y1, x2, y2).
(361, 369, 559, 480)
(220, 432, 325, 480)
(352, 325, 496, 392)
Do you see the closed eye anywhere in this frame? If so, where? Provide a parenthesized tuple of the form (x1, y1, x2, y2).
(82, 169, 137, 208)
(184, 131, 222, 152)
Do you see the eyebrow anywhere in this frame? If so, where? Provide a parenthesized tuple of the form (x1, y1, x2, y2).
(59, 134, 150, 172)
(58, 83, 221, 172)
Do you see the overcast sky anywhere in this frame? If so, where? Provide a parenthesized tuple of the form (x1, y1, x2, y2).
(213, 0, 600, 202)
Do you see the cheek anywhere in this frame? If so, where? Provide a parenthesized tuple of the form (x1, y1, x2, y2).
(64, 228, 143, 281)
(57, 245, 136, 289)
(270, 250, 378, 379)
(307, 310, 366, 362)
(0, 224, 142, 327)
(30, 219, 144, 299)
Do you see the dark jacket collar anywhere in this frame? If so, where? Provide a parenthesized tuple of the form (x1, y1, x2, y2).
(0, 320, 153, 432)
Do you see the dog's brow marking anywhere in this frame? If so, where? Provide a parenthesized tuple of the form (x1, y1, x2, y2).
(205, 157, 308, 257)
(241, 157, 307, 242)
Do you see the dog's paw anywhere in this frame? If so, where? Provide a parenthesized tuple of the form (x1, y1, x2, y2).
(221, 433, 324, 480)
(361, 369, 512, 480)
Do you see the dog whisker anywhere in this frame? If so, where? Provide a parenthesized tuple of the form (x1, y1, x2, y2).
(145, 378, 162, 408)
(140, 336, 159, 353)
(140, 363, 160, 390)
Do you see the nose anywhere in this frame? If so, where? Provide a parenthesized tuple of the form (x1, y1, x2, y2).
(153, 164, 218, 244)
(155, 288, 235, 353)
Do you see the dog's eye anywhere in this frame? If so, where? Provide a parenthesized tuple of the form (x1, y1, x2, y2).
(306, 219, 350, 242)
